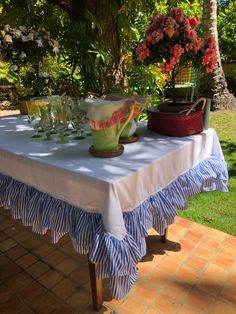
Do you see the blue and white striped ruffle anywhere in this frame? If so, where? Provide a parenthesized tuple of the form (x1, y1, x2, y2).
(0, 156, 228, 299)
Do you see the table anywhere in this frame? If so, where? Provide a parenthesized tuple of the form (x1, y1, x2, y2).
(0, 115, 228, 309)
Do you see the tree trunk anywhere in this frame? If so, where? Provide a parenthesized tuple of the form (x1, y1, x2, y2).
(201, 0, 236, 109)
(47, 0, 125, 94)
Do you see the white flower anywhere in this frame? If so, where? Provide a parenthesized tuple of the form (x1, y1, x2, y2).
(9, 65, 18, 72)
(20, 51, 26, 59)
(42, 72, 49, 78)
(27, 33, 34, 41)
(14, 29, 22, 38)
(36, 38, 43, 47)
(45, 79, 49, 84)
(4, 25, 10, 32)
(21, 35, 28, 42)
(53, 45, 59, 54)
(19, 26, 27, 32)
(4, 34, 13, 43)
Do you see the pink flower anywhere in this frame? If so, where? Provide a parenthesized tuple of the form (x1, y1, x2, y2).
(164, 17, 179, 38)
(136, 42, 150, 61)
(185, 42, 193, 51)
(172, 8, 185, 24)
(202, 47, 217, 73)
(206, 36, 216, 48)
(160, 62, 173, 73)
(188, 16, 200, 29)
(146, 31, 163, 45)
(193, 38, 205, 53)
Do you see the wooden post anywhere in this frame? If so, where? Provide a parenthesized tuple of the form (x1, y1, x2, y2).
(160, 227, 168, 243)
(87, 256, 103, 311)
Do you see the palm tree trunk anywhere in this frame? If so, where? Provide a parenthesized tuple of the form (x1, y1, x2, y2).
(201, 0, 236, 109)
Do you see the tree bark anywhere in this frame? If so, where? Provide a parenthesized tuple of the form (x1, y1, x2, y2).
(47, 0, 125, 94)
(201, 0, 236, 109)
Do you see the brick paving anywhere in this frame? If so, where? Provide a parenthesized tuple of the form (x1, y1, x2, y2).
(0, 208, 236, 314)
(0, 110, 236, 313)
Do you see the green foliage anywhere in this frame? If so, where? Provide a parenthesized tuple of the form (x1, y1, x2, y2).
(218, 0, 236, 61)
(179, 109, 236, 236)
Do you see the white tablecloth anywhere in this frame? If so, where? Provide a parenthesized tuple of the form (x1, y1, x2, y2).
(0, 115, 224, 240)
(0, 115, 228, 299)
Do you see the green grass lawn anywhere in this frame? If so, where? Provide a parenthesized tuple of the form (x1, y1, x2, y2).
(178, 110, 236, 236)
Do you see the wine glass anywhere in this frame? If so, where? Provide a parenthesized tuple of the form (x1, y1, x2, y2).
(70, 100, 86, 140)
(50, 96, 69, 143)
(38, 104, 53, 140)
(26, 100, 43, 138)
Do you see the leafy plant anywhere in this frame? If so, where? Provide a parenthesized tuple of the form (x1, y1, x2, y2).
(0, 24, 59, 95)
(135, 7, 217, 103)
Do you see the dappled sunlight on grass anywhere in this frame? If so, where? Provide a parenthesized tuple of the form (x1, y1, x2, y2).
(179, 110, 236, 236)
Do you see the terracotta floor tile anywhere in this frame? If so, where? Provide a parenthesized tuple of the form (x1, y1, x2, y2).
(0, 261, 22, 281)
(0, 232, 8, 242)
(42, 249, 67, 266)
(203, 264, 229, 283)
(186, 288, 215, 311)
(12, 230, 33, 242)
(52, 278, 78, 300)
(208, 300, 236, 314)
(193, 246, 215, 259)
(153, 292, 181, 314)
(0, 295, 25, 314)
(158, 256, 179, 274)
(30, 291, 66, 313)
(5, 244, 28, 261)
(184, 230, 204, 243)
(5, 271, 33, 291)
(18, 307, 36, 314)
(212, 254, 234, 270)
(219, 281, 236, 305)
(132, 282, 160, 303)
(190, 223, 212, 234)
(176, 218, 194, 228)
(175, 266, 200, 286)
(0, 283, 14, 303)
(0, 255, 11, 266)
(21, 236, 44, 250)
(217, 242, 236, 258)
(69, 265, 90, 285)
(196, 277, 223, 297)
(54, 257, 79, 275)
(163, 279, 192, 300)
(144, 269, 170, 290)
(38, 269, 63, 289)
(206, 228, 228, 242)
(144, 307, 163, 314)
(199, 237, 222, 251)
(118, 295, 148, 314)
(179, 238, 196, 253)
(0, 238, 17, 252)
(15, 253, 38, 269)
(225, 235, 236, 246)
(168, 224, 188, 238)
(185, 254, 208, 271)
(66, 289, 92, 312)
(17, 280, 47, 303)
(178, 303, 205, 314)
(34, 243, 54, 257)
(26, 260, 50, 278)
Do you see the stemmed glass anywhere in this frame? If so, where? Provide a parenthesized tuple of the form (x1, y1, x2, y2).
(26, 100, 43, 138)
(39, 104, 53, 140)
(70, 100, 86, 140)
(49, 96, 70, 143)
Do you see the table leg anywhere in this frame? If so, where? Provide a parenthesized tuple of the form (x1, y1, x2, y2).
(87, 256, 103, 311)
(160, 227, 168, 243)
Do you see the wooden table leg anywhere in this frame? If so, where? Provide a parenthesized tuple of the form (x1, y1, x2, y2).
(87, 256, 103, 311)
(160, 227, 168, 243)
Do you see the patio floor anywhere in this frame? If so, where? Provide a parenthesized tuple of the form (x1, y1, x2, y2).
(0, 207, 236, 314)
(0, 109, 236, 313)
